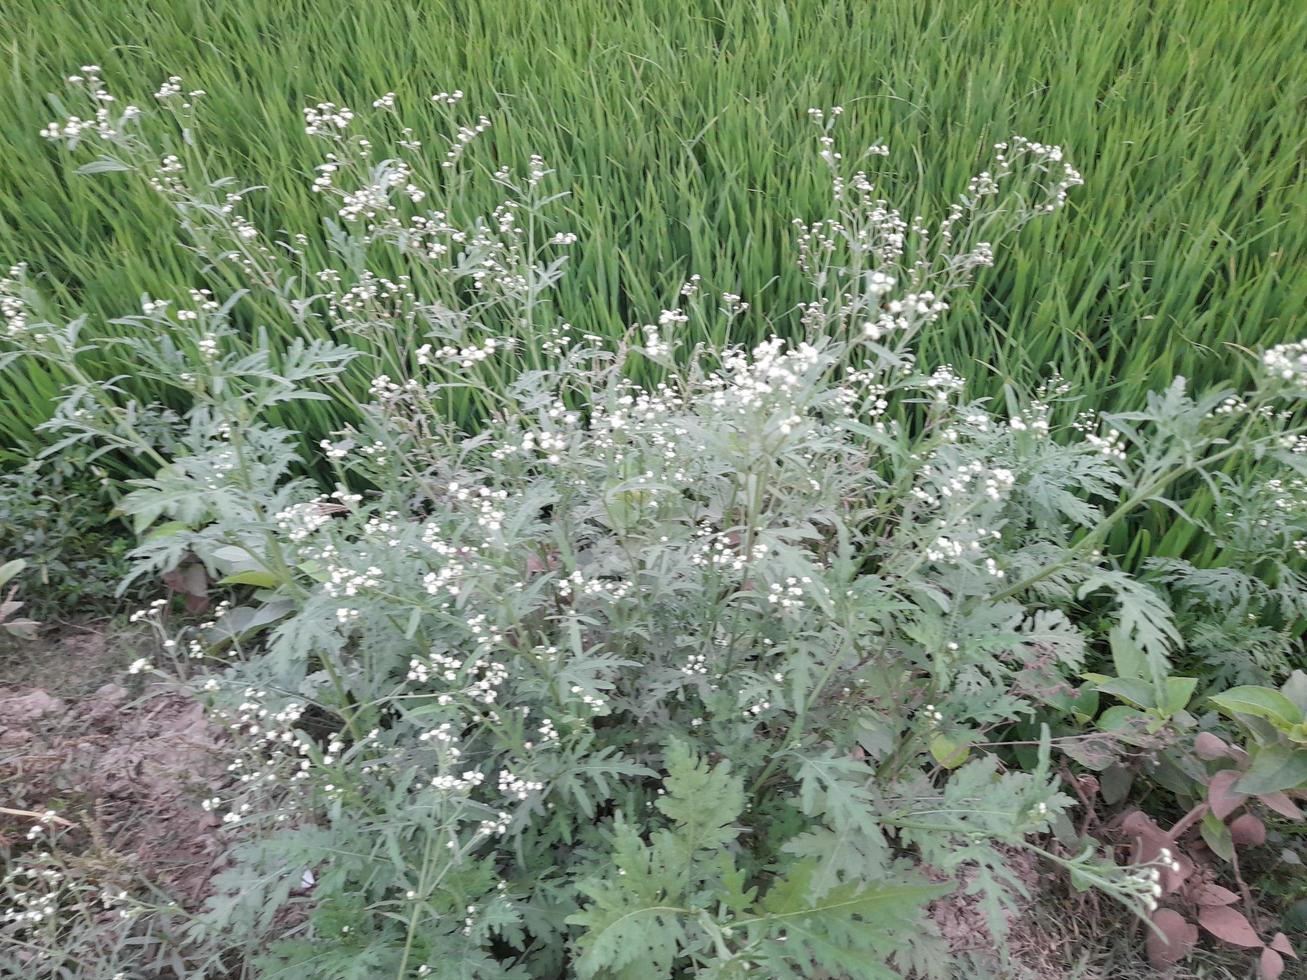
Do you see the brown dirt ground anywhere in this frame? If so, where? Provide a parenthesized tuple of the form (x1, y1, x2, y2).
(0, 627, 227, 910)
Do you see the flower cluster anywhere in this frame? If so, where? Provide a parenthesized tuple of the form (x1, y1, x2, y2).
(1263, 339, 1307, 392)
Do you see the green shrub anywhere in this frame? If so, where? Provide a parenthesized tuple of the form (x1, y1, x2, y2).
(3, 71, 1305, 979)
(0, 459, 136, 620)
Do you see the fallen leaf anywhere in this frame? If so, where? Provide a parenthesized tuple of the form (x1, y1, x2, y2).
(1260, 948, 1284, 980)
(1198, 905, 1262, 948)
(1146, 909, 1197, 967)
(1192, 882, 1239, 907)
(1269, 932, 1296, 958)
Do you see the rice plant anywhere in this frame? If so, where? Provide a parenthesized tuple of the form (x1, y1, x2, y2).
(0, 0, 1303, 575)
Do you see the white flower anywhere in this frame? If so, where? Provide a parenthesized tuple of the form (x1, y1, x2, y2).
(1263, 339, 1307, 390)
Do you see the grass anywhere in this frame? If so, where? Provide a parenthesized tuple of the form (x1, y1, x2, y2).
(0, 0, 1303, 563)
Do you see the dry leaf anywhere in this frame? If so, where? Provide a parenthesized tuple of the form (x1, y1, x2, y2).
(1198, 905, 1262, 948)
(1258, 792, 1304, 821)
(1269, 932, 1296, 958)
(1194, 732, 1232, 760)
(1192, 882, 1239, 907)
(1146, 909, 1197, 967)
(1208, 769, 1248, 820)
(1230, 813, 1267, 846)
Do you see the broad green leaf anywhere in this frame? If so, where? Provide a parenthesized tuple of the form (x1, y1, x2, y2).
(1209, 687, 1303, 730)
(1201, 810, 1234, 862)
(1163, 677, 1199, 716)
(1236, 744, 1307, 795)
(1097, 705, 1147, 732)
(0, 559, 25, 588)
(929, 733, 971, 769)
(1070, 687, 1100, 719)
(1092, 676, 1155, 710)
(207, 600, 296, 642)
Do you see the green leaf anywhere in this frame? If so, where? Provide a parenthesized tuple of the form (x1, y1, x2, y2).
(145, 521, 192, 540)
(1070, 686, 1100, 719)
(756, 864, 947, 920)
(929, 732, 971, 769)
(656, 740, 744, 852)
(75, 157, 133, 174)
(746, 867, 949, 973)
(207, 600, 295, 642)
(795, 754, 879, 836)
(219, 570, 281, 588)
(1093, 677, 1156, 710)
(1235, 744, 1307, 795)
(568, 821, 688, 979)
(1280, 671, 1307, 715)
(1209, 686, 1304, 730)
(0, 559, 25, 588)
(1109, 625, 1146, 680)
(1201, 810, 1235, 862)
(1163, 677, 1199, 716)
(1100, 764, 1134, 805)
(781, 826, 890, 901)
(1080, 571, 1180, 694)
(1097, 705, 1147, 733)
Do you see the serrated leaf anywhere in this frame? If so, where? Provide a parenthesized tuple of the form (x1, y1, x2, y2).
(781, 826, 889, 901)
(656, 740, 744, 852)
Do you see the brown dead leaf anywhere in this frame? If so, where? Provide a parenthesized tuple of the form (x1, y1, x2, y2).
(1146, 909, 1198, 967)
(1230, 813, 1267, 846)
(1197, 905, 1262, 948)
(1208, 769, 1248, 820)
(1192, 882, 1239, 906)
(1260, 948, 1284, 980)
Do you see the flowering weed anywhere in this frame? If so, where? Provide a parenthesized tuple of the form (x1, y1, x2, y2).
(1, 70, 1305, 979)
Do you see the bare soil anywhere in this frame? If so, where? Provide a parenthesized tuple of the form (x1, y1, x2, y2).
(0, 627, 227, 910)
